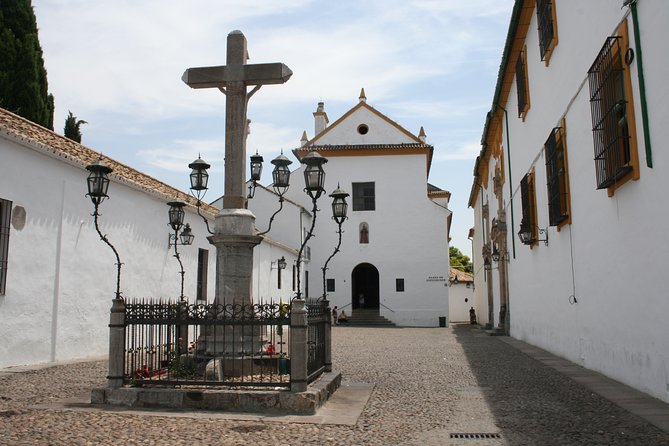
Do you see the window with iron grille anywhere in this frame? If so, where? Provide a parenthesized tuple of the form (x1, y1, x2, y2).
(519, 173, 537, 244)
(352, 182, 375, 211)
(588, 34, 637, 191)
(537, 0, 557, 62)
(326, 279, 335, 292)
(196, 248, 208, 301)
(516, 48, 530, 119)
(544, 126, 570, 227)
(0, 199, 12, 295)
(396, 278, 405, 292)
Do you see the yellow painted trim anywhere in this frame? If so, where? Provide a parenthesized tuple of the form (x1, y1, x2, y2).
(542, 0, 559, 67)
(606, 20, 641, 197)
(556, 118, 572, 231)
(475, 1, 535, 183)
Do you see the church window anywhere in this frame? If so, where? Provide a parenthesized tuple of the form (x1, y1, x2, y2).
(396, 278, 404, 292)
(357, 124, 369, 135)
(519, 172, 538, 246)
(544, 124, 570, 227)
(278, 263, 282, 289)
(537, 0, 558, 64)
(0, 199, 12, 295)
(587, 23, 639, 196)
(359, 222, 369, 244)
(326, 279, 335, 292)
(196, 248, 208, 301)
(516, 46, 530, 120)
(352, 182, 375, 211)
(292, 265, 296, 291)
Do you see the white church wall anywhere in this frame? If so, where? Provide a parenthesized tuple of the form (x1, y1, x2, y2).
(0, 136, 215, 369)
(287, 152, 450, 327)
(314, 106, 418, 146)
(481, 1, 669, 403)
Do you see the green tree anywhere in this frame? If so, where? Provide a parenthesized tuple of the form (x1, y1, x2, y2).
(0, 0, 54, 129)
(64, 111, 87, 143)
(449, 246, 473, 273)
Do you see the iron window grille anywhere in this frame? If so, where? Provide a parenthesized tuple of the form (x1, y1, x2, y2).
(537, 0, 555, 61)
(352, 182, 375, 211)
(544, 127, 569, 226)
(588, 36, 633, 190)
(519, 173, 537, 244)
(516, 49, 529, 118)
(326, 278, 335, 292)
(0, 199, 11, 295)
(396, 278, 405, 292)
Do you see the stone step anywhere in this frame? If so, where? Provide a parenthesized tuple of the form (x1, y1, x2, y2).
(337, 309, 396, 327)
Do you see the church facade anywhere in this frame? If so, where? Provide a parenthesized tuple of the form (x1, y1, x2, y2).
(265, 91, 452, 327)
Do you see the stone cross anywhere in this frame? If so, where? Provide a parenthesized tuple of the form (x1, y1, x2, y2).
(182, 30, 292, 209)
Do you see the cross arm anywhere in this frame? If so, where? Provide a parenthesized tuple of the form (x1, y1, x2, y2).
(182, 63, 293, 89)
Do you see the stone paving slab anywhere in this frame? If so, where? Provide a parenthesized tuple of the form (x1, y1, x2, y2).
(499, 336, 669, 434)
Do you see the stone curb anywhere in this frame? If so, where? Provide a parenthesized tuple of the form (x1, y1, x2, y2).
(91, 370, 342, 415)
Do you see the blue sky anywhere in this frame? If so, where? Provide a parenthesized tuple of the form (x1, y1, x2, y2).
(32, 0, 514, 258)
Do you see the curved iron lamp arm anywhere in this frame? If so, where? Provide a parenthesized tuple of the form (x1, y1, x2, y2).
(258, 196, 284, 236)
(92, 204, 123, 300)
(295, 197, 319, 301)
(195, 199, 215, 235)
(320, 224, 344, 301)
(172, 230, 186, 302)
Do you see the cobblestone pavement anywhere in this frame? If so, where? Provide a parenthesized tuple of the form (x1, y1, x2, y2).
(1, 324, 668, 445)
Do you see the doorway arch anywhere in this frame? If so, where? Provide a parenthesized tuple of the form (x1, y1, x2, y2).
(351, 263, 379, 310)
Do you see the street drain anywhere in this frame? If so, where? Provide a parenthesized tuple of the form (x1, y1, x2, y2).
(450, 433, 502, 440)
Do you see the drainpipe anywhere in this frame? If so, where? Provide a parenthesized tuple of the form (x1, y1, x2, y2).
(495, 104, 516, 259)
(629, 0, 653, 168)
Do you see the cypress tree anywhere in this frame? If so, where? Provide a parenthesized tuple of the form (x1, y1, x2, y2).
(0, 0, 54, 130)
(64, 111, 86, 143)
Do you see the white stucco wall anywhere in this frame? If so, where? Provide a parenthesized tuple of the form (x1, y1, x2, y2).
(0, 136, 215, 368)
(473, 1, 669, 403)
(448, 282, 475, 323)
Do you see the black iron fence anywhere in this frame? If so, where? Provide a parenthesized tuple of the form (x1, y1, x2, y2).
(123, 300, 291, 388)
(306, 299, 328, 382)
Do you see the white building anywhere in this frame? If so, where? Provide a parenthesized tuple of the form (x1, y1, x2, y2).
(0, 108, 216, 369)
(448, 267, 475, 323)
(469, 0, 669, 403)
(261, 91, 452, 327)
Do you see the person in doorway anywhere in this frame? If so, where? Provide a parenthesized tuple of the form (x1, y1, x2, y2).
(332, 306, 338, 325)
(358, 293, 365, 308)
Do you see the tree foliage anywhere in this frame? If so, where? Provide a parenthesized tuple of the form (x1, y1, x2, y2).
(449, 246, 473, 273)
(64, 111, 87, 143)
(0, 0, 54, 129)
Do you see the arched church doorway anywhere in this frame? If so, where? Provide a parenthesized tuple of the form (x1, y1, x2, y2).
(351, 263, 379, 311)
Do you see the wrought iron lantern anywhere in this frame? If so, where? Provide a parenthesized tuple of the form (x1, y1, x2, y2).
(330, 184, 349, 224)
(86, 159, 113, 205)
(517, 225, 549, 246)
(250, 151, 263, 182)
(271, 153, 293, 195)
(248, 151, 264, 199)
(188, 155, 211, 196)
(484, 257, 492, 271)
(301, 151, 328, 199)
(492, 245, 501, 262)
(179, 223, 194, 246)
(518, 226, 532, 245)
(167, 201, 186, 231)
(277, 256, 287, 270)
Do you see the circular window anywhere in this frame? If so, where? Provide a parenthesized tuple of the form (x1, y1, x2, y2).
(357, 124, 369, 135)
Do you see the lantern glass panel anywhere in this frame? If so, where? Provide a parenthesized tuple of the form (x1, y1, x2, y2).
(87, 171, 109, 197)
(168, 203, 185, 231)
(180, 225, 194, 245)
(332, 198, 348, 219)
(190, 169, 209, 191)
(273, 165, 291, 188)
(250, 154, 263, 182)
(304, 164, 325, 191)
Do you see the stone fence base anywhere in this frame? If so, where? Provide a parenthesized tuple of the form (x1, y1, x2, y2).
(91, 371, 341, 415)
